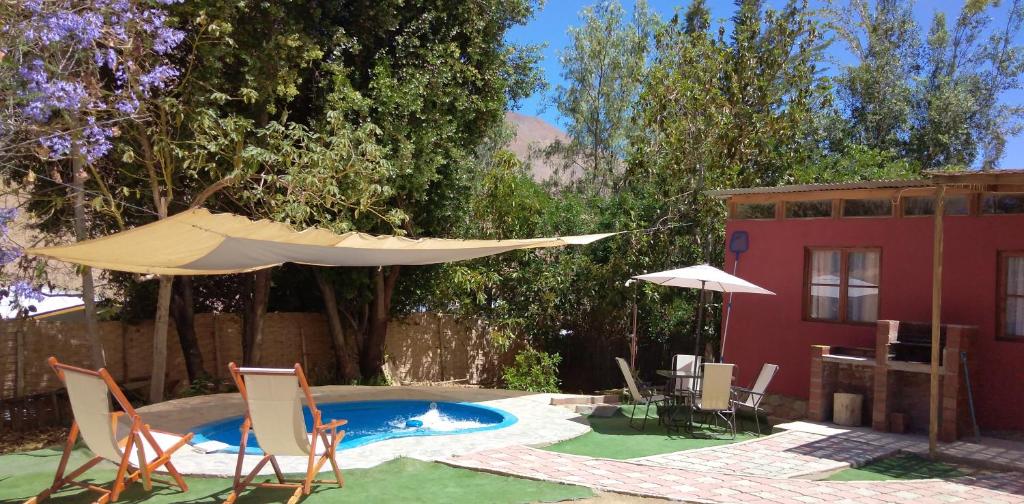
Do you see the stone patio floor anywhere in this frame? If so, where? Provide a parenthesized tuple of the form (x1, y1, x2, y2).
(443, 421, 1024, 503)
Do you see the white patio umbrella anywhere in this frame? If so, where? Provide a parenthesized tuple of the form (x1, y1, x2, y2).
(633, 264, 774, 361)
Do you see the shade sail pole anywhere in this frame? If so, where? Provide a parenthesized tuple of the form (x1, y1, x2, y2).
(693, 280, 706, 360)
(929, 185, 946, 458)
(630, 281, 639, 371)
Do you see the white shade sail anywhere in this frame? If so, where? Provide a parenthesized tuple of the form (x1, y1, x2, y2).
(26, 208, 615, 275)
(633, 264, 775, 295)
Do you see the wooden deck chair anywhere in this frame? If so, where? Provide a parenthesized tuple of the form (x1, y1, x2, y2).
(29, 357, 193, 504)
(225, 363, 346, 504)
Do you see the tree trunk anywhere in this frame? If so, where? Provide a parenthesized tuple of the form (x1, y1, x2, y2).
(70, 139, 104, 368)
(243, 269, 271, 366)
(313, 268, 361, 382)
(171, 275, 206, 381)
(149, 275, 173, 402)
(360, 266, 400, 378)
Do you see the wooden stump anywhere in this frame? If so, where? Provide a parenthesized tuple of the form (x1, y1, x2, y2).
(833, 392, 863, 427)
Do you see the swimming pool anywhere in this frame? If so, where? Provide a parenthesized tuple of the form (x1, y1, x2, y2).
(191, 400, 517, 454)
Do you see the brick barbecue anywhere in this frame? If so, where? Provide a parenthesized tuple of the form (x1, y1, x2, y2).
(808, 320, 977, 442)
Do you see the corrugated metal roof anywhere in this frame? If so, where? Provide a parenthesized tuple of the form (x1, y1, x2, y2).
(706, 179, 929, 197)
(924, 168, 1024, 176)
(707, 169, 1024, 198)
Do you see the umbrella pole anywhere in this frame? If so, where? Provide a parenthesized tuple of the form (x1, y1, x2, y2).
(720, 258, 740, 362)
(693, 281, 706, 360)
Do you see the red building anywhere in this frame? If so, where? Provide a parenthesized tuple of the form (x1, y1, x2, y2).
(711, 171, 1024, 436)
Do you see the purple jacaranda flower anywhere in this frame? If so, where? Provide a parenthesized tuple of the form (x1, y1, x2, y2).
(153, 26, 184, 55)
(11, 281, 45, 303)
(23, 0, 43, 13)
(13, 0, 184, 165)
(0, 248, 22, 266)
(18, 59, 48, 86)
(115, 93, 139, 114)
(113, 66, 128, 87)
(0, 208, 17, 234)
(31, 11, 104, 48)
(94, 47, 116, 69)
(81, 116, 113, 162)
(139, 64, 179, 95)
(39, 132, 72, 158)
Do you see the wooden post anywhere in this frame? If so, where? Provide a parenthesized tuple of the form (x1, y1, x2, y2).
(299, 325, 308, 371)
(212, 315, 221, 379)
(14, 319, 26, 398)
(929, 185, 946, 458)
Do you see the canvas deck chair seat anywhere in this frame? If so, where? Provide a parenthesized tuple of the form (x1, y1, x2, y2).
(29, 357, 193, 504)
(225, 363, 346, 504)
(732, 363, 779, 435)
(694, 363, 737, 439)
(615, 357, 666, 431)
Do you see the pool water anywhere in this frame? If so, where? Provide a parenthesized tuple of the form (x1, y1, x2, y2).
(191, 400, 517, 454)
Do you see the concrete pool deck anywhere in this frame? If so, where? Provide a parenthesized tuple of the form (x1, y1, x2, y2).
(134, 386, 591, 476)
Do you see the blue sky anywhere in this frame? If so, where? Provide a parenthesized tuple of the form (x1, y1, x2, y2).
(506, 0, 1024, 169)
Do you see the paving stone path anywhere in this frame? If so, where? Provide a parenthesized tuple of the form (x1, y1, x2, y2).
(630, 430, 902, 478)
(445, 445, 1024, 503)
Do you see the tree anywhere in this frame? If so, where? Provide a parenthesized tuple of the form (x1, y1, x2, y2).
(911, 0, 1024, 170)
(826, 0, 1024, 170)
(309, 0, 543, 379)
(549, 0, 658, 191)
(826, 0, 919, 153)
(1, 0, 185, 371)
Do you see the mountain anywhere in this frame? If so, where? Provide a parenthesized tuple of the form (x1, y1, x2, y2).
(504, 111, 570, 182)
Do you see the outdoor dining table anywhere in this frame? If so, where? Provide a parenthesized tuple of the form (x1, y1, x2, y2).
(655, 369, 700, 431)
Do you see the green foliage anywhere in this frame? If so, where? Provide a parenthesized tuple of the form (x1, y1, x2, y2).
(176, 375, 217, 398)
(550, 0, 659, 189)
(502, 347, 562, 393)
(826, 0, 1024, 170)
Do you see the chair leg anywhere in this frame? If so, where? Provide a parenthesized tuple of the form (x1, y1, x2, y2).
(270, 456, 287, 484)
(322, 430, 345, 487)
(304, 429, 320, 495)
(135, 433, 152, 491)
(110, 433, 135, 501)
(754, 409, 761, 436)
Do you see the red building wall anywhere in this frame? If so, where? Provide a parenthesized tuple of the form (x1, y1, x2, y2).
(722, 213, 1024, 431)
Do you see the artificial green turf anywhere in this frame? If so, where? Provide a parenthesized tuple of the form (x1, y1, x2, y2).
(543, 407, 758, 460)
(826, 454, 966, 481)
(0, 446, 594, 503)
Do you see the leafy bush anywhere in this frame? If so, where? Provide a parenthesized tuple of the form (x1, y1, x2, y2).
(502, 348, 562, 393)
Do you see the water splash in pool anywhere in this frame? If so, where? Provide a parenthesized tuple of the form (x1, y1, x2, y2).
(390, 407, 489, 432)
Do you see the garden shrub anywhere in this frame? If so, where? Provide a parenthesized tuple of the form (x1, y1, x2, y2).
(502, 348, 562, 393)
